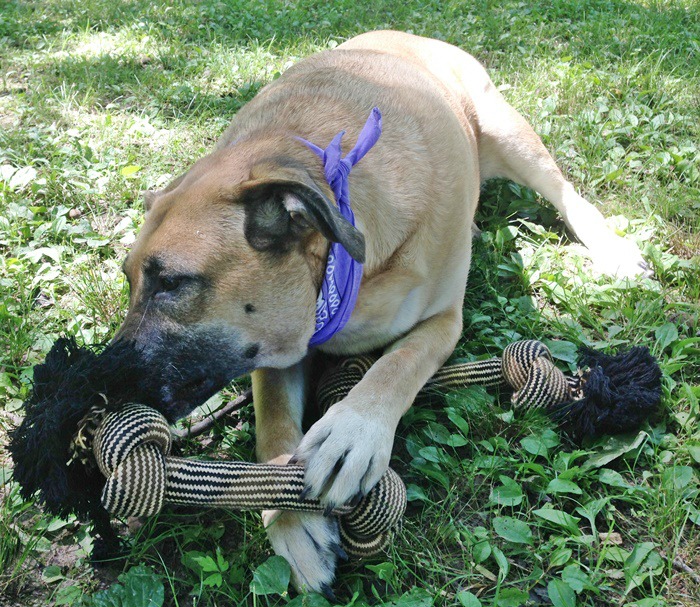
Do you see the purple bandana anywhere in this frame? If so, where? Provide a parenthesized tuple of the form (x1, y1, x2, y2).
(298, 107, 382, 347)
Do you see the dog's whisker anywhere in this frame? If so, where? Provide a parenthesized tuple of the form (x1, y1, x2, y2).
(133, 298, 151, 339)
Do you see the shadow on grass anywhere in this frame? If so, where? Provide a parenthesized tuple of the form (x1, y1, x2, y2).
(4, 0, 699, 69)
(2, 0, 695, 131)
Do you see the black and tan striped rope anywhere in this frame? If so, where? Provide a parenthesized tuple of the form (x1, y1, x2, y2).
(85, 339, 576, 558)
(318, 339, 578, 411)
(89, 403, 406, 558)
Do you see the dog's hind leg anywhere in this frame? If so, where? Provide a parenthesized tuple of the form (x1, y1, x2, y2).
(474, 89, 649, 278)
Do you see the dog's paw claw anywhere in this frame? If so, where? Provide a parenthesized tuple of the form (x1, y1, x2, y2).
(320, 583, 337, 602)
(298, 486, 311, 502)
(349, 491, 364, 507)
(294, 403, 393, 507)
(330, 541, 349, 562)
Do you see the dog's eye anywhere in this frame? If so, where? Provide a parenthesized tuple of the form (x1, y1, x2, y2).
(152, 272, 206, 301)
(157, 275, 183, 294)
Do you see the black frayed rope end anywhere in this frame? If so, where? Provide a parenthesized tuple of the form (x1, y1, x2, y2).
(8, 337, 147, 554)
(550, 345, 662, 441)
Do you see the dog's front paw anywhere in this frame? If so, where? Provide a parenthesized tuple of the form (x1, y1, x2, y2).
(293, 403, 394, 509)
(262, 509, 344, 596)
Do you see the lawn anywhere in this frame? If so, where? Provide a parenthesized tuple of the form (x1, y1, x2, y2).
(1, 0, 699, 605)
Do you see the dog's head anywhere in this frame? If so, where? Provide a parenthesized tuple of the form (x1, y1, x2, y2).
(116, 143, 365, 421)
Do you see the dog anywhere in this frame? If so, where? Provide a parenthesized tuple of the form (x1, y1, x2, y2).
(115, 31, 647, 593)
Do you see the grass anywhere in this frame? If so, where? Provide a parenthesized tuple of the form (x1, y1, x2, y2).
(1, 0, 699, 605)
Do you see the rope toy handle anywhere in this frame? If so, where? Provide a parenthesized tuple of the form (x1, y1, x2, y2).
(319, 340, 576, 411)
(316, 339, 661, 441)
(92, 404, 406, 558)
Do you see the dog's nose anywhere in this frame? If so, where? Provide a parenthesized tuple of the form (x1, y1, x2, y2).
(158, 386, 192, 422)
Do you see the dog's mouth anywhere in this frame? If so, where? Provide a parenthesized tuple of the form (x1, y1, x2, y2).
(115, 327, 258, 423)
(158, 372, 232, 422)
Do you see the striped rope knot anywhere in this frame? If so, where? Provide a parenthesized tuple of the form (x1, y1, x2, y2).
(90, 403, 405, 558)
(93, 404, 171, 518)
(317, 339, 578, 412)
(501, 340, 575, 409)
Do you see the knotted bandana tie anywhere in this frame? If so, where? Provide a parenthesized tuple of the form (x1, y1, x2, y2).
(298, 107, 382, 347)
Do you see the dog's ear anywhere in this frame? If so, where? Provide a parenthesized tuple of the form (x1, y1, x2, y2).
(238, 169, 365, 263)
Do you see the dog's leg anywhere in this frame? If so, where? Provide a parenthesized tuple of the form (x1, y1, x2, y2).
(476, 93, 649, 278)
(294, 303, 463, 508)
(252, 364, 341, 595)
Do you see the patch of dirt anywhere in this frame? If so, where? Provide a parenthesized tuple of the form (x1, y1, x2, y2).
(669, 230, 700, 261)
(0, 565, 47, 607)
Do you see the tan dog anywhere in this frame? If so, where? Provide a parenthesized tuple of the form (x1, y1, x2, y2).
(117, 31, 647, 593)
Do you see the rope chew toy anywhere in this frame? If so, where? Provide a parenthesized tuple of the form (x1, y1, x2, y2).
(9, 336, 661, 559)
(90, 403, 405, 557)
(318, 340, 662, 440)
